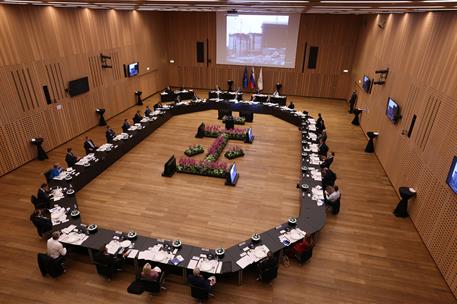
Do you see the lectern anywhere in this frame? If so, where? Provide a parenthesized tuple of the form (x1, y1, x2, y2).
(365, 131, 379, 153)
(31, 137, 48, 160)
(393, 187, 416, 218)
(96, 108, 107, 126)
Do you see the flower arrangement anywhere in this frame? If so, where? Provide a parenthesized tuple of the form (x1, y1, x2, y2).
(224, 145, 244, 159)
(177, 157, 227, 178)
(184, 144, 204, 156)
(205, 134, 229, 161)
(203, 125, 247, 140)
(222, 115, 245, 125)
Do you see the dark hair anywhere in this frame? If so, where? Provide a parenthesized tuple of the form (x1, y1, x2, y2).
(334, 185, 339, 191)
(41, 183, 47, 188)
(67, 147, 72, 152)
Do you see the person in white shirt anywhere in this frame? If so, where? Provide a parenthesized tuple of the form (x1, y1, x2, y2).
(47, 231, 67, 260)
(325, 185, 341, 215)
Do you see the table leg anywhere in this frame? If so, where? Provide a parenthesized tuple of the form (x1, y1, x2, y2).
(238, 270, 243, 285)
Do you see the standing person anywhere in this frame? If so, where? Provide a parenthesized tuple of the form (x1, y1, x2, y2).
(348, 91, 358, 113)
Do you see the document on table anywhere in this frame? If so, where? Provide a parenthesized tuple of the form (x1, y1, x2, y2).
(127, 249, 139, 259)
(187, 259, 199, 269)
(61, 224, 76, 234)
(236, 255, 254, 269)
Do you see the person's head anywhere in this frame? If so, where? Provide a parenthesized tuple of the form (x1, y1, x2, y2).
(322, 167, 329, 174)
(143, 263, 152, 274)
(52, 231, 60, 240)
(319, 138, 325, 145)
(85, 136, 89, 140)
(334, 185, 339, 192)
(41, 183, 48, 189)
(136, 110, 140, 114)
(124, 119, 128, 122)
(318, 113, 322, 118)
(193, 267, 201, 276)
(67, 147, 72, 153)
(329, 151, 335, 158)
(267, 251, 273, 259)
(146, 105, 150, 108)
(53, 163, 60, 169)
(106, 125, 110, 129)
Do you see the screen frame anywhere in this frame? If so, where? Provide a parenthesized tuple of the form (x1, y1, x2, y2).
(127, 62, 139, 77)
(216, 12, 301, 69)
(68, 76, 89, 97)
(362, 75, 371, 93)
(386, 97, 399, 123)
(446, 156, 457, 194)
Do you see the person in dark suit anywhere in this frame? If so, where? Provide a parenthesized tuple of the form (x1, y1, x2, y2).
(348, 91, 358, 113)
(65, 148, 78, 167)
(320, 151, 335, 169)
(316, 113, 326, 134)
(318, 129, 328, 143)
(105, 125, 116, 143)
(144, 105, 152, 117)
(133, 110, 142, 124)
(318, 138, 329, 157)
(94, 244, 128, 271)
(288, 102, 295, 109)
(187, 267, 214, 294)
(121, 119, 131, 133)
(83, 137, 97, 154)
(322, 167, 337, 188)
(30, 208, 52, 238)
(37, 183, 51, 209)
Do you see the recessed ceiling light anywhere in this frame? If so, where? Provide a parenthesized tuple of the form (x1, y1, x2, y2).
(343, 69, 349, 73)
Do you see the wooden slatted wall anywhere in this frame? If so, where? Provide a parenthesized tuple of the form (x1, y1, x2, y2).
(165, 12, 360, 99)
(351, 12, 457, 297)
(0, 5, 169, 176)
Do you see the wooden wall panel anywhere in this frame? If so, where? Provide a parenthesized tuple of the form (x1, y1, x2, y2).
(165, 12, 360, 99)
(0, 5, 168, 175)
(351, 12, 457, 297)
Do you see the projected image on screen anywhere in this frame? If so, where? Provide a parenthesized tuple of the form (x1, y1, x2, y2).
(447, 157, 457, 194)
(217, 13, 301, 68)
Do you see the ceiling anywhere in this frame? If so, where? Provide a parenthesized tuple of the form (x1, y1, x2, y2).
(1, 0, 457, 14)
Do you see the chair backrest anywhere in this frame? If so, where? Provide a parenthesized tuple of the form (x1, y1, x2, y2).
(190, 284, 209, 300)
(260, 266, 278, 282)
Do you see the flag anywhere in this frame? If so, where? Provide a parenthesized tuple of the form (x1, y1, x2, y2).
(242, 66, 248, 89)
(249, 67, 256, 89)
(257, 67, 263, 92)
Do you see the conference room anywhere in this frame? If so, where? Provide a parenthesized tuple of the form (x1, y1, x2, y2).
(0, 1, 456, 303)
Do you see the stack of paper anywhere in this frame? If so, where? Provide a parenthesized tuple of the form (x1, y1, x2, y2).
(106, 240, 121, 255)
(236, 255, 254, 269)
(61, 224, 77, 234)
(96, 143, 113, 152)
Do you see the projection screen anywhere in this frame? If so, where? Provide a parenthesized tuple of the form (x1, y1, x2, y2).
(216, 12, 301, 68)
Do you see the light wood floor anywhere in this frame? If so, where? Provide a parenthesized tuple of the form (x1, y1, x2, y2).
(0, 91, 455, 304)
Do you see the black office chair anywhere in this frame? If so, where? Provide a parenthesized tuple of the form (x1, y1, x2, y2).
(258, 265, 278, 283)
(190, 284, 210, 303)
(332, 196, 341, 215)
(31, 195, 44, 210)
(141, 271, 167, 294)
(95, 262, 115, 280)
(295, 248, 313, 265)
(37, 253, 64, 278)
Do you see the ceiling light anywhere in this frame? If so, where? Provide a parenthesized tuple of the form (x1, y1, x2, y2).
(379, 5, 445, 8)
(422, 0, 457, 2)
(343, 69, 349, 73)
(320, 1, 412, 3)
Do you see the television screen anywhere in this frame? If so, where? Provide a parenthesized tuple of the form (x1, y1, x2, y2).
(127, 62, 139, 77)
(446, 156, 457, 194)
(229, 163, 237, 183)
(362, 75, 371, 93)
(68, 77, 89, 97)
(386, 97, 399, 123)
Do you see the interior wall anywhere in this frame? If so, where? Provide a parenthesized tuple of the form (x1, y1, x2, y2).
(165, 12, 361, 99)
(0, 5, 168, 176)
(351, 12, 457, 297)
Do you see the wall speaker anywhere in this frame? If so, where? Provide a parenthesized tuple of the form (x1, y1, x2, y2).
(197, 42, 205, 63)
(43, 85, 52, 104)
(408, 114, 417, 138)
(308, 46, 318, 69)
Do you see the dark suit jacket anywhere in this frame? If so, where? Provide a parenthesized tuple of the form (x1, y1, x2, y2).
(144, 108, 151, 116)
(122, 122, 130, 133)
(106, 129, 116, 143)
(133, 113, 142, 124)
(322, 170, 337, 187)
(94, 252, 120, 266)
(37, 188, 50, 205)
(84, 140, 96, 154)
(187, 275, 210, 292)
(318, 143, 329, 156)
(65, 152, 77, 167)
(320, 156, 334, 169)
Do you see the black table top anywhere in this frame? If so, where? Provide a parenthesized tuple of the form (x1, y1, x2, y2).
(46, 99, 325, 275)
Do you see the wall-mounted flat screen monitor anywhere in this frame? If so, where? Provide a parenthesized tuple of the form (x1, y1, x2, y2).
(127, 62, 139, 77)
(386, 97, 400, 123)
(446, 156, 457, 194)
(68, 76, 89, 97)
(362, 75, 371, 93)
(229, 163, 237, 182)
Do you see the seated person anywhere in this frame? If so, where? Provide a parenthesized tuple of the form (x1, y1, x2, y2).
(133, 110, 143, 124)
(324, 185, 341, 215)
(65, 148, 78, 167)
(288, 101, 295, 109)
(144, 105, 152, 117)
(47, 231, 67, 260)
(141, 263, 161, 281)
(256, 251, 279, 281)
(121, 119, 131, 133)
(48, 163, 63, 179)
(83, 137, 97, 154)
(153, 102, 163, 110)
(93, 244, 128, 270)
(30, 208, 52, 238)
(105, 125, 116, 143)
(215, 85, 221, 92)
(272, 90, 280, 97)
(320, 151, 335, 169)
(37, 183, 50, 208)
(319, 129, 328, 143)
(316, 113, 323, 128)
(188, 267, 215, 294)
(322, 167, 337, 188)
(318, 138, 329, 157)
(164, 86, 173, 94)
